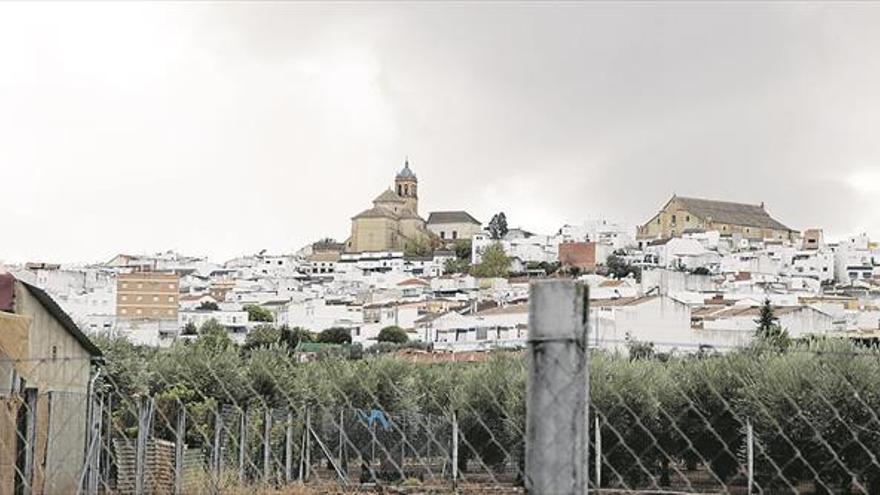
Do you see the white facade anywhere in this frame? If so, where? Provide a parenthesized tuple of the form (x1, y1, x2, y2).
(282, 297, 363, 332)
(471, 232, 559, 265)
(425, 304, 528, 351)
(179, 309, 249, 329)
(590, 296, 693, 353)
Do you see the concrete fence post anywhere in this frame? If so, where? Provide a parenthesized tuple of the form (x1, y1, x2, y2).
(525, 280, 589, 494)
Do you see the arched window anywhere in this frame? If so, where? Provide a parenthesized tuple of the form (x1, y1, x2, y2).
(397, 185, 402, 195)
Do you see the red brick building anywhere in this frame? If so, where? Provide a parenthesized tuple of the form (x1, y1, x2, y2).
(558, 242, 596, 272)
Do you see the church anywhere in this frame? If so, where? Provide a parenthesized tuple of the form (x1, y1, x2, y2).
(345, 160, 435, 253)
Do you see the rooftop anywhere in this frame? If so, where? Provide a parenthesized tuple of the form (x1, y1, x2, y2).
(674, 196, 794, 232)
(396, 159, 417, 180)
(373, 189, 404, 204)
(427, 211, 481, 225)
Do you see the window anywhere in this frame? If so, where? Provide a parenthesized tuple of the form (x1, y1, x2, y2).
(476, 328, 488, 340)
(686, 215, 690, 222)
(672, 215, 677, 225)
(121, 309, 128, 314)
(440, 231, 445, 239)
(136, 309, 142, 315)
(121, 295, 128, 301)
(153, 296, 159, 302)
(51, 345, 58, 361)
(136, 296, 143, 302)
(168, 296, 174, 302)
(452, 231, 458, 240)
(121, 283, 128, 289)
(168, 284, 175, 290)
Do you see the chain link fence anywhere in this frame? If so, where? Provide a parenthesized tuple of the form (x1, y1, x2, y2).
(4, 280, 880, 493)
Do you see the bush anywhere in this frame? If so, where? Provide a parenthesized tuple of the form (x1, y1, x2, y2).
(91, 333, 880, 493)
(180, 322, 198, 336)
(280, 325, 314, 349)
(317, 327, 352, 344)
(197, 300, 219, 311)
(244, 304, 274, 322)
(377, 326, 409, 344)
(242, 324, 280, 351)
(605, 254, 641, 281)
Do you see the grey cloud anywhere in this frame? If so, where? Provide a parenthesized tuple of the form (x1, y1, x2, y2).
(1, 3, 879, 262)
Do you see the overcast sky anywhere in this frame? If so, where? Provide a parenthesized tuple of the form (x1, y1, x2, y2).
(2, 2, 879, 263)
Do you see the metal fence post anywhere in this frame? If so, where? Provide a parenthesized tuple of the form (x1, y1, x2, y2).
(595, 415, 601, 489)
(135, 396, 154, 495)
(747, 420, 754, 495)
(451, 410, 458, 490)
(102, 394, 113, 489)
(238, 407, 247, 482)
(525, 280, 589, 494)
(263, 407, 271, 482)
(174, 401, 186, 495)
(304, 407, 311, 482)
(285, 409, 293, 483)
(88, 395, 103, 495)
(213, 406, 222, 476)
(338, 409, 347, 474)
(22, 387, 37, 495)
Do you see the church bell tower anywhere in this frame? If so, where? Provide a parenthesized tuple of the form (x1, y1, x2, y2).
(395, 158, 418, 214)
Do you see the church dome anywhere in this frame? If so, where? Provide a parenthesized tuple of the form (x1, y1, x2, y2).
(396, 159, 417, 180)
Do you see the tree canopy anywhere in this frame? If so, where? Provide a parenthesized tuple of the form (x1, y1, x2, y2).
(317, 327, 352, 344)
(242, 324, 280, 351)
(471, 242, 510, 278)
(244, 304, 274, 322)
(755, 298, 789, 350)
(377, 326, 409, 344)
(605, 254, 641, 281)
(280, 326, 315, 349)
(197, 300, 219, 311)
(404, 236, 433, 257)
(488, 212, 509, 240)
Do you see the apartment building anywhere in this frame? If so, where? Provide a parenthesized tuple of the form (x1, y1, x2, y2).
(116, 272, 179, 319)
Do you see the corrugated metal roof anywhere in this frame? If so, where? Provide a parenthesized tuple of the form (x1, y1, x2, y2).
(21, 281, 102, 357)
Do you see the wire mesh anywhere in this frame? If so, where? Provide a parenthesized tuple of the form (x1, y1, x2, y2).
(4, 326, 880, 493)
